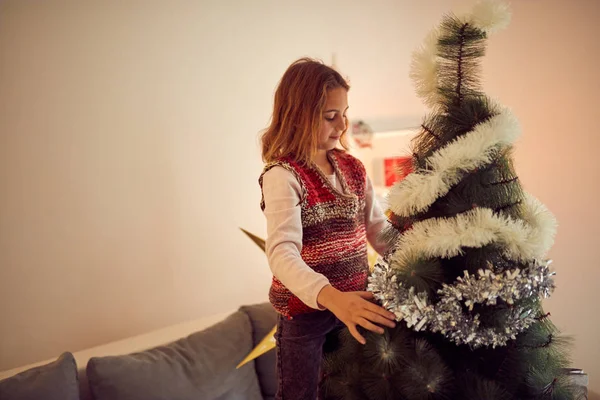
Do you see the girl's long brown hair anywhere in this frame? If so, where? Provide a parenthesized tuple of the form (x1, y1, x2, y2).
(261, 58, 350, 165)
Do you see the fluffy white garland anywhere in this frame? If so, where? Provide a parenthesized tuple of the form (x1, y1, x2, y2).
(389, 193, 557, 271)
(387, 109, 520, 218)
(409, 27, 441, 108)
(466, 0, 512, 34)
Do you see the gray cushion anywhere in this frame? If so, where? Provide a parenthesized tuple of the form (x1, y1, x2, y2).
(239, 303, 277, 398)
(0, 352, 79, 400)
(86, 310, 262, 400)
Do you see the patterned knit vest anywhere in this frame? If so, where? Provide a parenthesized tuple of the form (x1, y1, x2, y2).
(259, 149, 368, 318)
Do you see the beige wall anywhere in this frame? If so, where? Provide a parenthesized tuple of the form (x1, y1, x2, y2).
(1, 0, 598, 391)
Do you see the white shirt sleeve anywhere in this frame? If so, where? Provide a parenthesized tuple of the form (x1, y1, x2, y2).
(364, 175, 390, 256)
(261, 166, 330, 310)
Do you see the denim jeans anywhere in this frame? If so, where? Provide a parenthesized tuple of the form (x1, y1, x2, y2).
(274, 311, 342, 400)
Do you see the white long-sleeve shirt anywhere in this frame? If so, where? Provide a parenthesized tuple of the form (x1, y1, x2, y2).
(261, 166, 389, 310)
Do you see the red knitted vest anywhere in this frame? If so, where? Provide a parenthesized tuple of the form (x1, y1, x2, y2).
(259, 149, 369, 318)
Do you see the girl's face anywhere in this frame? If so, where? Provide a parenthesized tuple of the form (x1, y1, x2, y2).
(318, 87, 348, 152)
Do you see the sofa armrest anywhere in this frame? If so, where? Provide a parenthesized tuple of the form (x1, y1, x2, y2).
(239, 303, 278, 398)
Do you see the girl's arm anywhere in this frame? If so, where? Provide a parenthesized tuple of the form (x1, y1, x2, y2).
(262, 166, 330, 310)
(364, 175, 390, 256)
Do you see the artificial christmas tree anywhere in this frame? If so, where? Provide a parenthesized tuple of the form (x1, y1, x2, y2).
(321, 1, 584, 399)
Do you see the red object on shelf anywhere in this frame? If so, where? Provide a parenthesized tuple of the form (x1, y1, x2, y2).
(384, 156, 413, 187)
(351, 120, 374, 148)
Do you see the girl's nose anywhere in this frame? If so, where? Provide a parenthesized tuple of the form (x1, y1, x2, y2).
(336, 117, 347, 132)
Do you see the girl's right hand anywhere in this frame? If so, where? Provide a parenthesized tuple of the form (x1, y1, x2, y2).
(317, 284, 396, 345)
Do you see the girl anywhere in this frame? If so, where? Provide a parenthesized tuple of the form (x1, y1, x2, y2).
(259, 58, 396, 400)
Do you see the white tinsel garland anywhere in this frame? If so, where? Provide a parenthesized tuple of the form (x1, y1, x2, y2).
(410, 27, 441, 108)
(387, 108, 520, 218)
(466, 0, 512, 34)
(388, 193, 557, 272)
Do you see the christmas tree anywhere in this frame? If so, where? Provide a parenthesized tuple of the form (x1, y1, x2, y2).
(321, 1, 582, 399)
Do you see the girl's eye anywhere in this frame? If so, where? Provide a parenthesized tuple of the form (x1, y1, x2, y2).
(325, 116, 335, 121)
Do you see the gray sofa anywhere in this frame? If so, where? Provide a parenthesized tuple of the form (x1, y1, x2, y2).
(0, 303, 278, 400)
(0, 302, 589, 400)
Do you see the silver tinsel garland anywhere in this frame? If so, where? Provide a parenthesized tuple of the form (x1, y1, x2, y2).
(368, 259, 556, 348)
